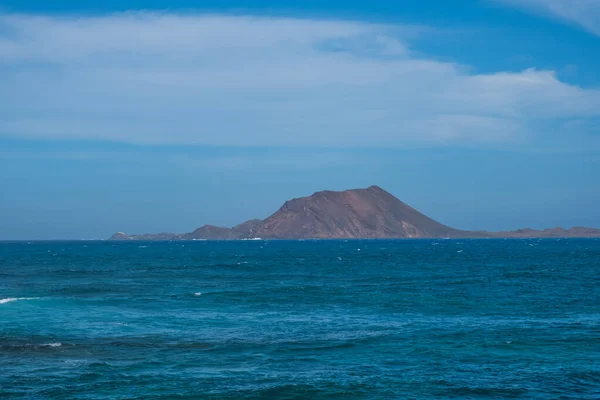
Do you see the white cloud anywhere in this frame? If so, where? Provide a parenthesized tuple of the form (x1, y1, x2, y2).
(0, 146, 359, 171)
(167, 152, 358, 170)
(0, 12, 599, 148)
(491, 0, 600, 36)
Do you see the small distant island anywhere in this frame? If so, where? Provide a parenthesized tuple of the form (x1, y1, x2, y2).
(110, 185, 600, 240)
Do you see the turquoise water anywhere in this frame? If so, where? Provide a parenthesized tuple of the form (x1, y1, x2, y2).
(1, 239, 599, 399)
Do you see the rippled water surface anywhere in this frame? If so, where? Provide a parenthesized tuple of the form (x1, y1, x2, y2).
(1, 239, 599, 399)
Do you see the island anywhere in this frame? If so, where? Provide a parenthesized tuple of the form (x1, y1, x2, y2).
(110, 185, 600, 240)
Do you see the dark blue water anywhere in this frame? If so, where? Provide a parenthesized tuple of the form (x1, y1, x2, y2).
(1, 239, 599, 399)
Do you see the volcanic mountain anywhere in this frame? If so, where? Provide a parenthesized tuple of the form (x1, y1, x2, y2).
(252, 185, 475, 239)
(109, 186, 600, 240)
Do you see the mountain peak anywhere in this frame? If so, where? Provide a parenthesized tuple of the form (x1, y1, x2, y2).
(367, 184, 384, 191)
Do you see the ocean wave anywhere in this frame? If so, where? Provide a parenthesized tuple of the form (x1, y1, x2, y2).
(442, 385, 528, 398)
(1, 342, 68, 351)
(0, 297, 39, 304)
(41, 342, 62, 347)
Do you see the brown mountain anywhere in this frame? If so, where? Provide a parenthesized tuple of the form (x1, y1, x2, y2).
(182, 225, 233, 240)
(109, 186, 600, 240)
(180, 219, 263, 240)
(253, 185, 481, 238)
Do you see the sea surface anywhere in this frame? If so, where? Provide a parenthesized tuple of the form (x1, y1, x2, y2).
(1, 239, 599, 399)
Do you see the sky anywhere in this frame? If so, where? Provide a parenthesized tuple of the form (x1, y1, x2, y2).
(1, 0, 599, 239)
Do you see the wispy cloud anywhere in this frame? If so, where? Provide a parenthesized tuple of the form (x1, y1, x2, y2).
(491, 0, 600, 36)
(0, 12, 599, 149)
(0, 145, 358, 171)
(167, 151, 358, 170)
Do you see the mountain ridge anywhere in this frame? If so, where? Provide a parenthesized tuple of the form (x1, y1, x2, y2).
(109, 186, 600, 240)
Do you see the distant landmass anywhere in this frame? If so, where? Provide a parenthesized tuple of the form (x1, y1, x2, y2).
(109, 185, 600, 240)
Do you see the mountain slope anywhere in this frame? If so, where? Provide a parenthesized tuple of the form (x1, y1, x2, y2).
(180, 219, 263, 240)
(254, 185, 482, 238)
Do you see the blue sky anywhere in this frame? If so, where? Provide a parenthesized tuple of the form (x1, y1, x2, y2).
(1, 0, 599, 239)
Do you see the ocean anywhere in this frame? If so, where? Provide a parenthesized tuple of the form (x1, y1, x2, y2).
(1, 239, 599, 399)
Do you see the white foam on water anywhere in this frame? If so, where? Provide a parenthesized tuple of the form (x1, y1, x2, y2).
(42, 343, 62, 347)
(0, 297, 39, 304)
(194, 292, 202, 296)
(64, 359, 87, 366)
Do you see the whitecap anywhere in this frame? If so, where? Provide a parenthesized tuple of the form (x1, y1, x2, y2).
(0, 297, 39, 304)
(41, 343, 62, 347)
(194, 292, 202, 296)
(64, 359, 87, 366)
